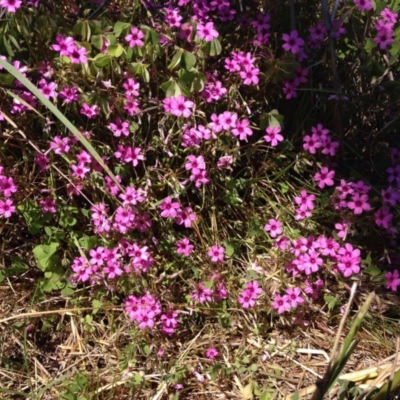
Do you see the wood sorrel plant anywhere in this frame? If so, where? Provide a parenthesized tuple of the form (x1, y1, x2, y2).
(1, 0, 400, 395)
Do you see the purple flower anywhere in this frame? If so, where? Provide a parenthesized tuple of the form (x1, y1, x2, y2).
(282, 30, 305, 55)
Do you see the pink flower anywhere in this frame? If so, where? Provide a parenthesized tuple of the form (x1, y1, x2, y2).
(0, 0, 22, 13)
(114, 145, 145, 167)
(337, 255, 361, 277)
(0, 198, 15, 218)
(125, 26, 145, 48)
(39, 197, 57, 213)
(386, 270, 400, 291)
(354, 0, 373, 11)
(347, 193, 371, 215)
(303, 135, 322, 154)
(192, 283, 213, 304)
(220, 111, 237, 131)
(165, 95, 194, 118)
(238, 290, 256, 308)
(285, 287, 304, 308)
(294, 190, 315, 211)
(175, 206, 196, 228)
(313, 166, 335, 189)
(239, 66, 260, 85)
(176, 238, 194, 256)
(264, 219, 283, 238)
(231, 119, 253, 141)
(271, 294, 291, 314)
(69, 45, 88, 64)
(217, 155, 233, 168)
(335, 221, 353, 240)
(264, 126, 284, 147)
(103, 261, 123, 279)
(38, 79, 58, 99)
(89, 246, 105, 267)
(49, 136, 70, 155)
(52, 35, 75, 55)
(109, 118, 130, 137)
(302, 250, 323, 275)
(246, 280, 263, 298)
(159, 196, 181, 218)
(197, 22, 219, 42)
(185, 155, 205, 174)
(207, 244, 225, 263)
(205, 347, 219, 359)
(294, 208, 312, 220)
(0, 176, 17, 197)
(71, 163, 90, 179)
(375, 207, 393, 229)
(80, 103, 99, 119)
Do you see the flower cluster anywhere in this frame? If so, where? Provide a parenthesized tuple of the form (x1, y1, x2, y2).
(272, 287, 304, 314)
(124, 293, 162, 329)
(0, 166, 17, 218)
(224, 51, 260, 86)
(52, 35, 88, 64)
(192, 274, 229, 304)
(238, 281, 263, 309)
(374, 8, 397, 49)
(303, 124, 339, 157)
(163, 95, 194, 118)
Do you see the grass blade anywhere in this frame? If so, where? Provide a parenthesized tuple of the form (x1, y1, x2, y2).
(0, 58, 123, 191)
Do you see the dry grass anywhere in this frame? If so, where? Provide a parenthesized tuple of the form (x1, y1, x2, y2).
(1, 272, 399, 400)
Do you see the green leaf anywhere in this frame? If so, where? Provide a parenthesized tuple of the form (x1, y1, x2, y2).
(33, 243, 60, 271)
(363, 264, 382, 276)
(59, 207, 78, 228)
(248, 364, 258, 372)
(168, 48, 184, 70)
(364, 38, 376, 54)
(148, 28, 159, 45)
(61, 286, 75, 296)
(141, 66, 150, 83)
(324, 295, 338, 311)
(208, 38, 222, 56)
(193, 72, 206, 92)
(107, 44, 124, 57)
(279, 182, 289, 193)
(166, 80, 182, 97)
(78, 235, 98, 251)
(92, 299, 102, 315)
(224, 242, 235, 257)
(91, 35, 104, 50)
(114, 21, 130, 38)
(268, 109, 284, 128)
(182, 51, 196, 70)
